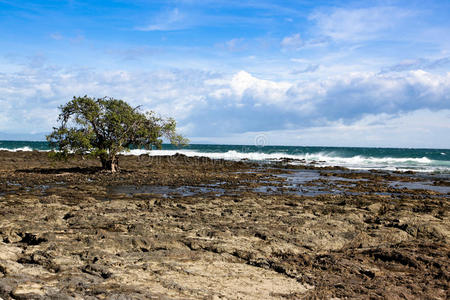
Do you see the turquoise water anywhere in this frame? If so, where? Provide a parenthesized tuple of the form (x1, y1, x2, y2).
(1, 140, 449, 173)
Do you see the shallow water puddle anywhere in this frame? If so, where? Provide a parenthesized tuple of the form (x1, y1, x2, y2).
(252, 184, 334, 196)
(107, 184, 225, 198)
(105, 170, 366, 199)
(253, 170, 350, 196)
(325, 176, 369, 182)
(275, 169, 321, 184)
(388, 181, 450, 194)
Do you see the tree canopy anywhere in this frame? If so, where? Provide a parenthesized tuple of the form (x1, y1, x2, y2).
(47, 96, 188, 172)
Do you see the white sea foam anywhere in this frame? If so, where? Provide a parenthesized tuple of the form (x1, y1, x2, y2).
(0, 146, 35, 152)
(1, 146, 448, 172)
(123, 149, 448, 172)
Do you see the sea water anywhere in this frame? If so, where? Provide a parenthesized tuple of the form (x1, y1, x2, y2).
(1, 140, 449, 173)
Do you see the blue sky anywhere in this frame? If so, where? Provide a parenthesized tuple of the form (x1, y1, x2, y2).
(0, 0, 449, 147)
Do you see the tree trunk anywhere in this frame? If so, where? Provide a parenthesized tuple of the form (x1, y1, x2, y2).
(100, 156, 119, 173)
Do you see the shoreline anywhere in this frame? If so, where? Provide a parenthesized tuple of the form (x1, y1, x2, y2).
(0, 151, 448, 299)
(1, 143, 449, 174)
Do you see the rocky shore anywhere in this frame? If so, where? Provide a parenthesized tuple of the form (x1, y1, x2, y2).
(0, 151, 449, 299)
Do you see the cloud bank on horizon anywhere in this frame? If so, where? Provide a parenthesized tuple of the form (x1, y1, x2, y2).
(0, 0, 449, 148)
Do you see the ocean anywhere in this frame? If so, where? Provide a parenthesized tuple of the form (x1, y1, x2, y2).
(1, 140, 449, 174)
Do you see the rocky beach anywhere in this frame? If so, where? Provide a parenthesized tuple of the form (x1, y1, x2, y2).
(0, 150, 449, 299)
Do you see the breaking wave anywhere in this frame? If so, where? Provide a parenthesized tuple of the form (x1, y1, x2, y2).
(1, 141, 448, 173)
(124, 149, 449, 173)
(0, 146, 34, 152)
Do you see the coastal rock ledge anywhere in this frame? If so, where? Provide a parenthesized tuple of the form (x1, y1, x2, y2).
(0, 151, 448, 299)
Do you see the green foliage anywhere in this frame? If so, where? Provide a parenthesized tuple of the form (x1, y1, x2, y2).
(47, 96, 188, 171)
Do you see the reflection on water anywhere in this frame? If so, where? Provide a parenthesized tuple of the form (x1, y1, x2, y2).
(107, 185, 225, 198)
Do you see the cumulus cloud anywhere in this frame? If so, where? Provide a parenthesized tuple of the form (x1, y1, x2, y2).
(0, 60, 449, 145)
(209, 109, 450, 148)
(287, 70, 450, 120)
(207, 70, 291, 103)
(0, 65, 215, 134)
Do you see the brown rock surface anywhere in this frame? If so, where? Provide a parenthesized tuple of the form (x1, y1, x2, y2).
(0, 151, 448, 299)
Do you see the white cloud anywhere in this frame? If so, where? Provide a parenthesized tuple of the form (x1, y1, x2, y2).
(0, 60, 449, 146)
(309, 6, 412, 42)
(287, 70, 450, 115)
(207, 70, 292, 104)
(201, 109, 450, 148)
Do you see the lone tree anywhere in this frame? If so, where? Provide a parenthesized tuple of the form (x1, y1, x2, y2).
(47, 96, 188, 172)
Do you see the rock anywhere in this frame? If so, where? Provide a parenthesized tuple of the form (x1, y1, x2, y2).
(367, 203, 383, 214)
(1, 228, 22, 244)
(0, 243, 22, 261)
(0, 150, 448, 299)
(12, 282, 45, 299)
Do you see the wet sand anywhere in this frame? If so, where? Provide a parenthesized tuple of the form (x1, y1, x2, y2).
(0, 151, 449, 299)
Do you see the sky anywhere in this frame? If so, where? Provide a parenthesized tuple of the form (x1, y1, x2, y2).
(0, 0, 449, 148)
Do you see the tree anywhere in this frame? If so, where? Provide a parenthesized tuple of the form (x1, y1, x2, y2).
(47, 96, 188, 172)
